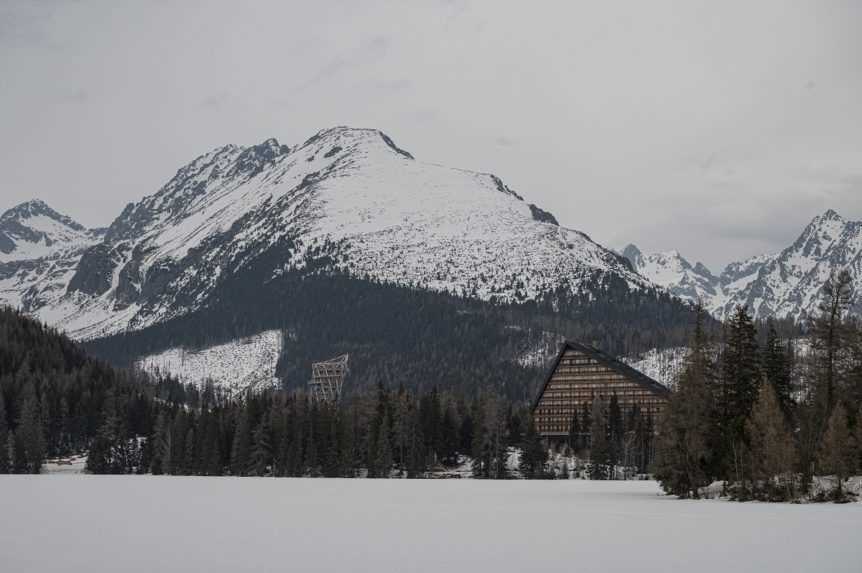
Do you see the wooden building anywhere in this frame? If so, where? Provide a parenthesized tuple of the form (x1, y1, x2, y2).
(532, 341, 670, 441)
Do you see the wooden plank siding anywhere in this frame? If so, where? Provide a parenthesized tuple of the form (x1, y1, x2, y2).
(532, 342, 670, 437)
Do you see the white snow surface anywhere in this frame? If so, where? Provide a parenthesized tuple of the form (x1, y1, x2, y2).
(135, 330, 282, 392)
(1, 476, 860, 573)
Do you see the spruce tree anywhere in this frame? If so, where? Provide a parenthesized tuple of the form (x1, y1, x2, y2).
(440, 406, 459, 466)
(230, 408, 252, 476)
(250, 415, 272, 476)
(608, 393, 624, 471)
(17, 384, 45, 474)
(568, 409, 581, 453)
(589, 398, 611, 480)
(719, 305, 760, 483)
(375, 410, 393, 478)
(519, 417, 547, 479)
(763, 321, 793, 419)
(150, 412, 173, 475)
(0, 391, 8, 473)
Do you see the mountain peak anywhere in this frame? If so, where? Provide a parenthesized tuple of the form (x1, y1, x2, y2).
(300, 126, 415, 160)
(0, 199, 95, 261)
(819, 208, 843, 222)
(1, 199, 85, 231)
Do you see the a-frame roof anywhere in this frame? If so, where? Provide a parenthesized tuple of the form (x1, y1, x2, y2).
(531, 340, 671, 410)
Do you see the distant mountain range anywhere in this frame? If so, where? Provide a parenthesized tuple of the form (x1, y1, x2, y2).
(623, 209, 862, 321)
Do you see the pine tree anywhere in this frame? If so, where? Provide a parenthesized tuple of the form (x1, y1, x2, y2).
(812, 270, 854, 414)
(745, 383, 798, 500)
(655, 304, 715, 498)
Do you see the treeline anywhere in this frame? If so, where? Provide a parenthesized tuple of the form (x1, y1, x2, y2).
(2, 306, 561, 478)
(656, 271, 862, 502)
(0, 306, 164, 473)
(90, 383, 549, 479)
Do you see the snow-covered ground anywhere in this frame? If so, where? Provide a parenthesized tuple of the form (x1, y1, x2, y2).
(623, 346, 687, 389)
(135, 330, 282, 392)
(1, 477, 859, 573)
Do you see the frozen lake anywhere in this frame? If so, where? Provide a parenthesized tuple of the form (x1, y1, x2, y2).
(1, 477, 860, 573)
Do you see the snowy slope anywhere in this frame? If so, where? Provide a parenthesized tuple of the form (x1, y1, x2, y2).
(2, 126, 652, 340)
(622, 346, 687, 390)
(135, 330, 282, 392)
(625, 209, 862, 320)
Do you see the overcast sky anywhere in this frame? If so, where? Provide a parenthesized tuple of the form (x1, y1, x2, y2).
(2, 0, 861, 270)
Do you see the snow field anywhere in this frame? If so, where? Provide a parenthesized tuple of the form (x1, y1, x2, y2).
(135, 330, 282, 392)
(1, 477, 860, 573)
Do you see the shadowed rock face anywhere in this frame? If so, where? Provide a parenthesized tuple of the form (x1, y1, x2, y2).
(529, 204, 559, 226)
(67, 244, 117, 297)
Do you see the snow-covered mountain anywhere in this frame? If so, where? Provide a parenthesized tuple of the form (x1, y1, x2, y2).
(0, 200, 104, 314)
(1, 126, 652, 340)
(620, 245, 718, 304)
(624, 209, 862, 320)
(0, 199, 101, 263)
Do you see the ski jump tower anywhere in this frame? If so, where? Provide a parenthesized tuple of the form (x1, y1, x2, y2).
(308, 354, 349, 403)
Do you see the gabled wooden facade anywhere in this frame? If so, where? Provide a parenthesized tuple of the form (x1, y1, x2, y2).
(532, 341, 670, 439)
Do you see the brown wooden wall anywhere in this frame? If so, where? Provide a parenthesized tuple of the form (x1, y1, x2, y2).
(533, 347, 667, 437)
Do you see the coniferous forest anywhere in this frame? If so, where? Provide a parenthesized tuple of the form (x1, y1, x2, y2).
(0, 306, 548, 478)
(655, 271, 862, 502)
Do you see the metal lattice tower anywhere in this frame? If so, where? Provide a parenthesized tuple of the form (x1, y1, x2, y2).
(308, 354, 349, 403)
